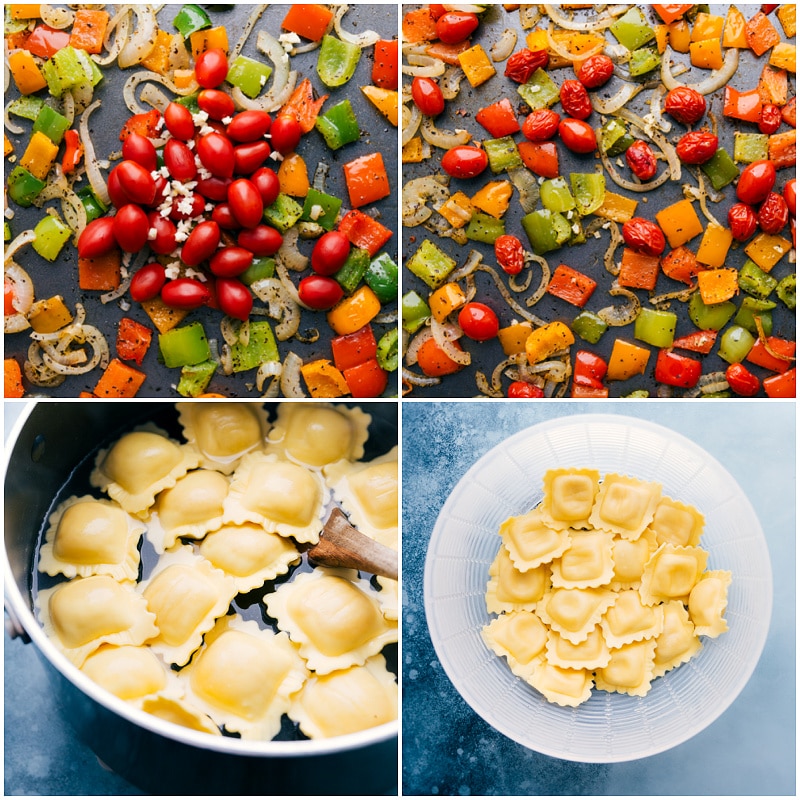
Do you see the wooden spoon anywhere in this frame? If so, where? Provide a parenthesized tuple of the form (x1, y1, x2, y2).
(307, 507, 398, 581)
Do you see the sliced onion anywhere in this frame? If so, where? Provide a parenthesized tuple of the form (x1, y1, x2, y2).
(614, 109, 681, 182)
(431, 318, 471, 366)
(682, 183, 721, 227)
(405, 326, 434, 367)
(274, 257, 308, 310)
(420, 116, 472, 149)
(5, 229, 37, 265)
(685, 371, 729, 398)
(402, 56, 446, 78)
(256, 359, 282, 393)
(649, 85, 671, 134)
(4, 262, 34, 333)
(476, 264, 548, 327)
(449, 249, 484, 282)
(603, 221, 622, 276)
(519, 5, 542, 29)
(597, 281, 641, 326)
(333, 4, 379, 48)
(277, 226, 309, 271)
(280, 351, 306, 397)
(491, 29, 517, 62)
(118, 5, 157, 68)
(5, 101, 25, 135)
(312, 161, 330, 193)
(660, 45, 739, 95)
(508, 167, 540, 213)
(402, 175, 450, 227)
(524, 253, 551, 308)
(251, 277, 301, 341)
(591, 82, 645, 115)
(546, 23, 605, 63)
(441, 66, 466, 100)
(95, 6, 131, 67)
(402, 367, 440, 394)
(402, 102, 422, 147)
(542, 4, 632, 32)
(230, 4, 269, 61)
(25, 344, 65, 388)
(650, 284, 697, 308)
(79, 99, 110, 206)
(40, 4, 74, 29)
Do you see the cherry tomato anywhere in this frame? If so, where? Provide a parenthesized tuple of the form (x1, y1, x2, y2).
(211, 202, 241, 231)
(113, 204, 150, 252)
(250, 167, 281, 207)
(298, 275, 344, 310)
(724, 363, 760, 396)
(675, 130, 718, 164)
(115, 159, 157, 205)
(196, 132, 235, 179)
(783, 178, 796, 217)
(195, 48, 229, 89)
(311, 230, 351, 276)
(197, 88, 235, 121)
(233, 141, 271, 174)
(737, 159, 776, 205)
(269, 113, 302, 154)
(577, 54, 614, 89)
(121, 132, 157, 172)
(227, 178, 264, 229)
(161, 278, 211, 309)
(758, 103, 782, 135)
(77, 217, 118, 259)
(758, 192, 789, 234)
(163, 101, 195, 141)
(435, 11, 479, 44)
(226, 110, 272, 142)
(215, 278, 253, 321)
(458, 302, 499, 341)
(727, 202, 758, 241)
(164, 138, 197, 182)
(558, 118, 596, 154)
(210, 246, 253, 278)
(195, 175, 232, 202)
(107, 168, 133, 208)
(169, 192, 205, 221)
(622, 217, 666, 257)
(415, 337, 465, 377)
(411, 76, 445, 116)
(522, 109, 560, 141)
(180, 219, 221, 266)
(507, 380, 545, 398)
(129, 262, 167, 302)
(663, 86, 706, 125)
(494, 234, 524, 276)
(504, 48, 549, 83)
(146, 212, 178, 255)
(559, 80, 592, 120)
(237, 225, 283, 256)
(441, 145, 488, 178)
(625, 140, 658, 181)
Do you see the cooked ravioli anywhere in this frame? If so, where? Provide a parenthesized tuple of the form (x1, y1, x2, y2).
(485, 546, 548, 614)
(264, 568, 398, 675)
(39, 495, 144, 582)
(140, 695, 222, 736)
(181, 615, 307, 740)
(149, 469, 229, 552)
(549, 530, 614, 589)
(688, 570, 731, 638)
(80, 644, 170, 701)
(589, 474, 662, 541)
(38, 575, 158, 667)
(648, 496, 705, 547)
(600, 589, 664, 648)
(500, 509, 571, 571)
(198, 522, 301, 593)
(639, 543, 708, 605)
(652, 600, 702, 678)
(540, 468, 601, 530)
(90, 426, 199, 516)
(529, 662, 593, 707)
(594, 639, 657, 697)
(545, 624, 611, 671)
(267, 402, 370, 468)
(375, 575, 398, 622)
(290, 654, 397, 739)
(609, 531, 658, 590)
(481, 611, 549, 680)
(224, 452, 328, 544)
(537, 587, 616, 645)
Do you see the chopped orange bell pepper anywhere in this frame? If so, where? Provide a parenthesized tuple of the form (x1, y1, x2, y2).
(9, 4, 41, 19)
(546, 264, 598, 306)
(189, 26, 228, 59)
(668, 19, 692, 52)
(337, 210, 392, 257)
(763, 368, 795, 398)
(690, 13, 724, 42)
(723, 6, 749, 48)
(4, 358, 25, 398)
(282, 4, 334, 42)
(525, 321, 575, 365)
(769, 43, 796, 74)
(498, 321, 533, 356)
(697, 268, 739, 304)
(361, 86, 398, 126)
(744, 232, 792, 272)
(402, 136, 424, 164)
(280, 78, 329, 134)
(652, 4, 693, 24)
(776, 4, 796, 39)
(327, 285, 382, 336)
(7, 49, 47, 95)
(429, 282, 467, 323)
(758, 64, 788, 107)
(689, 38, 724, 70)
(768, 130, 796, 170)
(69, 8, 109, 54)
(342, 152, 390, 208)
(655, 198, 703, 248)
(140, 297, 190, 334)
(402, 7, 438, 43)
(300, 359, 350, 398)
(277, 152, 310, 197)
(28, 295, 73, 333)
(745, 11, 781, 56)
(606, 339, 650, 381)
(93, 358, 146, 398)
(595, 191, 638, 223)
(471, 181, 513, 219)
(438, 191, 474, 228)
(140, 29, 173, 74)
(696, 223, 733, 268)
(78, 251, 121, 292)
(660, 246, 700, 285)
(618, 249, 660, 291)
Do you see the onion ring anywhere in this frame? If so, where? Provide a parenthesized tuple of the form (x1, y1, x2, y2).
(660, 46, 739, 95)
(118, 5, 158, 69)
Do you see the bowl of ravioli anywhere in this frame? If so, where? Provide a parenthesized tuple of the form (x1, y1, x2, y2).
(4, 400, 398, 795)
(424, 414, 772, 763)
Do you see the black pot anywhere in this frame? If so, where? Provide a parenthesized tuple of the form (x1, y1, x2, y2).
(4, 401, 398, 795)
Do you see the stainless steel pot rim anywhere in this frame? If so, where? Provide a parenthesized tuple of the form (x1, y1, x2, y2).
(3, 401, 398, 757)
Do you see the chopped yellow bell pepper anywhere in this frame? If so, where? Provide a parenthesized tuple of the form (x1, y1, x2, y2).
(654, 24, 669, 54)
(655, 198, 703, 248)
(689, 38, 724, 70)
(189, 26, 229, 59)
(438, 191, 474, 228)
(327, 285, 382, 335)
(498, 321, 533, 356)
(28, 296, 74, 334)
(668, 19, 692, 52)
(723, 6, 749, 48)
(8, 49, 48, 95)
(697, 268, 739, 305)
(690, 13, 724, 42)
(140, 29, 174, 75)
(744, 232, 792, 273)
(141, 298, 190, 334)
(361, 86, 399, 126)
(457, 44, 496, 88)
(776, 4, 796, 39)
(300, 359, 350, 398)
(277, 152, 309, 197)
(20, 131, 59, 181)
(9, 4, 41, 19)
(429, 282, 467, 323)
(606, 339, 650, 381)
(525, 29, 549, 52)
(696, 223, 733, 268)
(525, 321, 574, 365)
(4, 134, 14, 158)
(594, 191, 638, 223)
(769, 43, 796, 74)
(402, 137, 424, 164)
(471, 181, 513, 219)
(173, 69, 197, 93)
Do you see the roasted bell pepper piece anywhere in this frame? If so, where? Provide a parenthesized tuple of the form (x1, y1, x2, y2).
(618, 248, 660, 291)
(634, 307, 677, 348)
(429, 282, 467, 323)
(277, 152, 310, 197)
(229, 320, 279, 372)
(7, 49, 47, 95)
(189, 26, 228, 60)
(744, 232, 791, 271)
(32, 105, 70, 145)
(540, 177, 576, 214)
(571, 174, 606, 217)
(177, 361, 217, 397)
(25, 24, 70, 58)
(723, 6, 749, 48)
(700, 148, 740, 191)
(140, 29, 174, 74)
(525, 321, 575, 364)
(119, 108, 161, 141)
(28, 295, 73, 333)
(697, 268, 739, 304)
(406, 239, 456, 290)
(338, 210, 392, 257)
(776, 4, 796, 38)
(4, 358, 25, 398)
(364, 253, 398, 304)
(7, 165, 46, 207)
(32, 214, 71, 261)
(465, 212, 505, 244)
(69, 8, 109, 54)
(458, 44, 496, 88)
(606, 339, 650, 381)
(498, 321, 533, 355)
(768, 130, 796, 169)
(547, 264, 597, 307)
(416, 336, 466, 377)
(517, 68, 559, 110)
(517, 141, 559, 179)
(116, 317, 153, 366)
(263, 193, 303, 233)
(173, 4, 212, 38)
(733, 132, 769, 164)
(522, 209, 571, 254)
(594, 191, 638, 223)
(372, 39, 399, 90)
(610, 8, 656, 49)
(688, 293, 736, 330)
(672, 329, 718, 354)
(734, 296, 775, 336)
(331, 324, 378, 372)
(476, 98, 521, 139)
(763, 368, 795, 397)
(571, 310, 608, 345)
(376, 328, 398, 373)
(280, 78, 328, 133)
(158, 321, 211, 368)
(334, 247, 371, 295)
(301, 359, 350, 398)
(315, 99, 360, 150)
(61, 129, 84, 174)
(723, 87, 763, 122)
(655, 199, 703, 248)
(301, 187, 342, 230)
(402, 291, 431, 334)
(343, 152, 390, 208)
(20, 131, 59, 181)
(281, 4, 334, 42)
(344, 357, 388, 398)
(718, 325, 756, 364)
(696, 224, 733, 268)
(746, 336, 795, 373)
(327, 285, 382, 335)
(471, 181, 513, 219)
(93, 358, 146, 398)
(661, 245, 700, 284)
(573, 349, 608, 389)
(360, 86, 399, 126)
(317, 34, 361, 88)
(745, 10, 781, 56)
(654, 349, 702, 388)
(689, 38, 723, 70)
(653, 5, 693, 24)
(226, 55, 272, 99)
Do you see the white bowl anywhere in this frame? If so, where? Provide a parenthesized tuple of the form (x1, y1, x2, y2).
(424, 414, 772, 763)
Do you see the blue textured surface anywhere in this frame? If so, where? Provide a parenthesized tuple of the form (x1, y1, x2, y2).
(401, 400, 796, 796)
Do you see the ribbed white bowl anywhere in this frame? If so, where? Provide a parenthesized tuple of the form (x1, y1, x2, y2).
(424, 414, 772, 763)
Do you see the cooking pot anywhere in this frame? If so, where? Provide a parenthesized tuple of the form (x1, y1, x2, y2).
(4, 400, 398, 795)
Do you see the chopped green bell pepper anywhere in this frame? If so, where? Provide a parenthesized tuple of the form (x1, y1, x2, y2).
(365, 253, 398, 304)
(334, 247, 371, 294)
(32, 104, 70, 145)
(7, 95, 44, 122)
(159, 322, 211, 368)
(521, 209, 571, 255)
(175, 91, 201, 113)
(173, 4, 212, 38)
(32, 214, 72, 262)
(263, 193, 303, 233)
(572, 309, 608, 344)
(610, 7, 656, 50)
(571, 173, 606, 217)
(465, 211, 505, 244)
(226, 55, 272, 100)
(376, 328, 399, 372)
(733, 132, 769, 164)
(775, 273, 796, 310)
(738, 259, 778, 299)
(44, 46, 98, 98)
(734, 296, 776, 336)
(7, 166, 46, 208)
(406, 239, 456, 290)
(300, 187, 343, 231)
(701, 148, 739, 191)
(177, 360, 218, 397)
(77, 186, 108, 224)
(240, 256, 275, 286)
(599, 118, 634, 156)
(688, 293, 736, 330)
(718, 325, 756, 364)
(540, 177, 576, 214)
(517, 68, 559, 110)
(628, 46, 660, 77)
(634, 307, 677, 348)
(402, 291, 431, 333)
(483, 136, 523, 173)
(317, 34, 361, 88)
(229, 320, 279, 372)
(315, 99, 360, 150)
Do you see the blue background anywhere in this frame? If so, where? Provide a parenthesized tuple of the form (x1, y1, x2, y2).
(401, 400, 796, 796)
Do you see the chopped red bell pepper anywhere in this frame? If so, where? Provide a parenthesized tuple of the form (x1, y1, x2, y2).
(280, 78, 329, 134)
(781, 97, 796, 128)
(746, 336, 796, 373)
(119, 109, 162, 142)
(546, 264, 597, 307)
(654, 349, 702, 388)
(763, 367, 795, 397)
(116, 317, 153, 366)
(573, 349, 608, 389)
(725, 363, 760, 396)
(24, 24, 71, 58)
(343, 357, 388, 397)
(723, 87, 763, 123)
(652, 4, 693, 24)
(570, 383, 610, 398)
(372, 39, 399, 90)
(424, 40, 472, 66)
(672, 329, 718, 355)
(61, 129, 83, 175)
(475, 98, 521, 139)
(337, 210, 393, 257)
(331, 324, 378, 372)
(518, 141, 559, 179)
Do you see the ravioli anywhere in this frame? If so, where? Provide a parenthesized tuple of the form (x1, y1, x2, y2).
(652, 600, 702, 678)
(648, 496, 705, 548)
(594, 639, 658, 697)
(90, 425, 199, 516)
(540, 468, 601, 531)
(139, 695, 223, 736)
(688, 570, 731, 638)
(549, 530, 615, 589)
(177, 402, 268, 473)
(38, 495, 144, 582)
(639, 543, 708, 605)
(545, 625, 611, 671)
(589, 473, 662, 541)
(481, 611, 549, 680)
(485, 546, 548, 614)
(537, 587, 616, 645)
(80, 644, 170, 701)
(290, 654, 397, 739)
(600, 589, 664, 648)
(529, 662, 593, 708)
(264, 568, 398, 674)
(500, 509, 571, 571)
(267, 403, 371, 468)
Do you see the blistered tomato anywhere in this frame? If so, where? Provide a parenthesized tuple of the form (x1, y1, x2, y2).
(622, 218, 666, 257)
(783, 178, 796, 217)
(663, 86, 706, 125)
(727, 203, 758, 241)
(441, 145, 488, 179)
(522, 109, 560, 141)
(458, 302, 499, 341)
(577, 54, 614, 89)
(675, 131, 718, 164)
(494, 234, 525, 275)
(625, 140, 657, 181)
(757, 192, 789, 234)
(559, 80, 592, 120)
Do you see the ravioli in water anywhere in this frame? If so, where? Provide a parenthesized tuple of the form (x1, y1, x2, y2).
(483, 467, 731, 707)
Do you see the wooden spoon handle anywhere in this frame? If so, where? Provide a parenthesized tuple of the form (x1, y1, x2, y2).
(308, 507, 398, 581)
